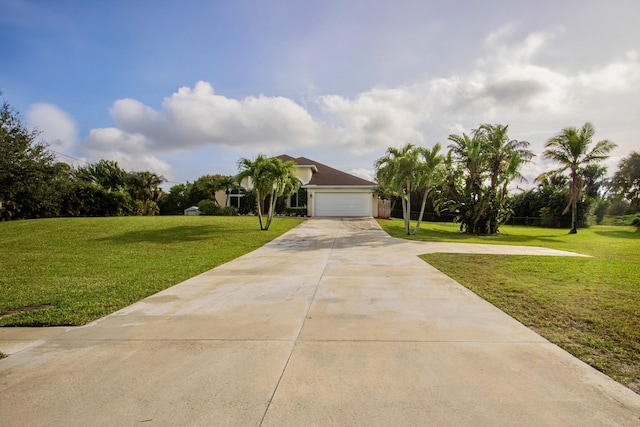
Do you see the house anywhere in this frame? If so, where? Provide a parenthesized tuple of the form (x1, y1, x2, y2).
(237, 155, 378, 217)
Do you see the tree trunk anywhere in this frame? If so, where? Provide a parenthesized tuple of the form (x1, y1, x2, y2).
(405, 180, 411, 235)
(570, 199, 578, 234)
(264, 190, 276, 231)
(401, 193, 408, 234)
(256, 190, 265, 230)
(412, 188, 430, 235)
(569, 174, 578, 234)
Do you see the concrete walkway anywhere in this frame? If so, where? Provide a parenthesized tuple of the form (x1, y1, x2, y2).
(1, 218, 639, 426)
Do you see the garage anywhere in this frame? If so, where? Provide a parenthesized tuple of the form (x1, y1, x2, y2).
(313, 192, 372, 217)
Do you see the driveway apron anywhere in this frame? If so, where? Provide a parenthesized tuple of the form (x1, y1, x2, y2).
(1, 218, 639, 426)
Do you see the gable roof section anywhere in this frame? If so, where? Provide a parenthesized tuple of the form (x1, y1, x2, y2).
(276, 154, 375, 187)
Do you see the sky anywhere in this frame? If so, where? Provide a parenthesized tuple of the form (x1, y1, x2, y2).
(2, 0, 639, 188)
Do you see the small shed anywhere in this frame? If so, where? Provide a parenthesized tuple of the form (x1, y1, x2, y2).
(184, 206, 200, 216)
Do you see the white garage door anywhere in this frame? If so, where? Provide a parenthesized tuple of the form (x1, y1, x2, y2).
(314, 192, 372, 217)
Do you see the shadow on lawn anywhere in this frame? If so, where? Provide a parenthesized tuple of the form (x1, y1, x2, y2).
(594, 229, 640, 240)
(408, 229, 567, 245)
(95, 225, 252, 244)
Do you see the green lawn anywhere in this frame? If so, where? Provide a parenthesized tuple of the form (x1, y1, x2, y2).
(0, 216, 304, 326)
(378, 218, 640, 394)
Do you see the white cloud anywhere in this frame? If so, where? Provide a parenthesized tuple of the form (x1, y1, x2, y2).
(109, 81, 319, 151)
(83, 127, 175, 179)
(70, 26, 638, 185)
(26, 103, 78, 154)
(348, 167, 375, 182)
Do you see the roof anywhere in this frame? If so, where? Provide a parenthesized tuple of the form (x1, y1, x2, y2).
(276, 155, 375, 187)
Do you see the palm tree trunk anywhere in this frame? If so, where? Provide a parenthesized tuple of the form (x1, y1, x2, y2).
(405, 180, 411, 235)
(256, 190, 265, 230)
(570, 199, 578, 234)
(401, 193, 408, 234)
(570, 175, 578, 234)
(412, 188, 430, 235)
(265, 190, 276, 231)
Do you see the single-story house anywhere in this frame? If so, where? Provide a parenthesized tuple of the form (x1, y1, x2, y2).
(237, 155, 378, 217)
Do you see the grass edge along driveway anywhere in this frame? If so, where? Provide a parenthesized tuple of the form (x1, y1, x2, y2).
(378, 218, 640, 395)
(0, 216, 304, 327)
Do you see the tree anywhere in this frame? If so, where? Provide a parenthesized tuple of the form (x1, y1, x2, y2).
(236, 155, 300, 231)
(126, 171, 165, 215)
(539, 122, 617, 233)
(445, 124, 532, 234)
(412, 144, 445, 233)
(0, 100, 59, 220)
(612, 151, 640, 211)
(374, 143, 421, 235)
(75, 159, 127, 191)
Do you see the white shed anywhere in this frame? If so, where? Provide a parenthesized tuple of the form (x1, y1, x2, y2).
(184, 206, 201, 216)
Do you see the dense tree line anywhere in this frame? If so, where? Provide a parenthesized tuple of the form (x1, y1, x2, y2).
(1, 101, 165, 220)
(375, 122, 636, 235)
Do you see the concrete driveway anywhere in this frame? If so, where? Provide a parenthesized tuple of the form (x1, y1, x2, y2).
(1, 218, 639, 426)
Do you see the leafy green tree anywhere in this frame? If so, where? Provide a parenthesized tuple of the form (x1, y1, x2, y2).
(539, 122, 616, 233)
(159, 183, 190, 214)
(0, 100, 60, 220)
(612, 151, 640, 211)
(236, 155, 300, 230)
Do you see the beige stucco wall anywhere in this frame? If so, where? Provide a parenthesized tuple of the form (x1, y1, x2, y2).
(214, 190, 227, 207)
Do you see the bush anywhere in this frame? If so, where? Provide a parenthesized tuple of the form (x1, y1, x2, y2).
(219, 206, 238, 216)
(197, 199, 220, 215)
(539, 207, 554, 228)
(284, 207, 307, 216)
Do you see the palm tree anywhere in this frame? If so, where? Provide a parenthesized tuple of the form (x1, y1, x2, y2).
(612, 151, 640, 211)
(214, 175, 240, 207)
(539, 122, 616, 233)
(237, 155, 300, 231)
(475, 124, 533, 234)
(374, 143, 422, 235)
(447, 132, 485, 233)
(446, 124, 532, 234)
(126, 171, 165, 215)
(412, 144, 445, 234)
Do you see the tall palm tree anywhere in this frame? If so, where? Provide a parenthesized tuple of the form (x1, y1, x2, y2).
(412, 143, 445, 234)
(237, 155, 300, 231)
(540, 122, 616, 234)
(475, 124, 533, 234)
(374, 143, 421, 235)
(447, 132, 485, 233)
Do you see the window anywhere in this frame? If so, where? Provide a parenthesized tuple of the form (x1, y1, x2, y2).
(228, 189, 243, 209)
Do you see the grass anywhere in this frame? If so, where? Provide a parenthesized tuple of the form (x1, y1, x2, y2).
(0, 216, 304, 326)
(378, 218, 640, 394)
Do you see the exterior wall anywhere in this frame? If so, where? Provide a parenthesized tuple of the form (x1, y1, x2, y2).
(294, 166, 314, 185)
(214, 190, 227, 206)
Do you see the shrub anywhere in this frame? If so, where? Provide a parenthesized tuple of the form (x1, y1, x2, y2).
(220, 206, 238, 216)
(539, 207, 554, 228)
(197, 199, 220, 215)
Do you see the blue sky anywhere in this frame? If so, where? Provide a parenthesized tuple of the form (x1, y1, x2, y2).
(2, 0, 639, 187)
